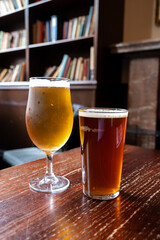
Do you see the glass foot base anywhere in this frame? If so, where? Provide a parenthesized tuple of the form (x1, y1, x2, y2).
(83, 190, 120, 200)
(29, 176, 70, 193)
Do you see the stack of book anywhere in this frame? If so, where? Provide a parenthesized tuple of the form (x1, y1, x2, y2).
(62, 6, 94, 39)
(32, 15, 57, 44)
(44, 46, 94, 81)
(0, 0, 25, 15)
(0, 30, 26, 50)
(0, 63, 26, 82)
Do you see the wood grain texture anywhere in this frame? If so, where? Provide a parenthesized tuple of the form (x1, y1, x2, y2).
(0, 145, 159, 240)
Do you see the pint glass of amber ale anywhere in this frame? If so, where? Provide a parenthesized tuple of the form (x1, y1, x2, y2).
(79, 108, 128, 200)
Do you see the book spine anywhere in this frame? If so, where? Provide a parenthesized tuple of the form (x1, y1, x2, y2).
(67, 19, 72, 39)
(0, 31, 3, 49)
(63, 57, 71, 77)
(90, 46, 94, 80)
(0, 68, 8, 81)
(12, 0, 18, 9)
(85, 6, 93, 36)
(75, 57, 83, 80)
(83, 58, 89, 80)
(10, 64, 19, 82)
(71, 18, 77, 39)
(82, 16, 88, 36)
(78, 60, 84, 80)
(46, 21, 51, 42)
(8, 0, 16, 11)
(70, 58, 77, 80)
(75, 16, 81, 38)
(89, 7, 95, 35)
(19, 62, 26, 81)
(66, 60, 73, 79)
(16, 0, 22, 8)
(16, 64, 22, 81)
(58, 54, 69, 77)
(63, 21, 67, 39)
(50, 15, 57, 41)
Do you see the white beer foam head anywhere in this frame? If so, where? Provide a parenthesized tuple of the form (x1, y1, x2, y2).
(79, 108, 128, 118)
(30, 78, 70, 88)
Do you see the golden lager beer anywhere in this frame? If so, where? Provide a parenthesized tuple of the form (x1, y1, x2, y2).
(26, 79, 73, 153)
(79, 108, 128, 200)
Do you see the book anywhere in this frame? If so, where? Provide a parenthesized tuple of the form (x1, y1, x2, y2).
(16, 0, 23, 8)
(89, 7, 95, 35)
(83, 58, 89, 80)
(3, 0, 10, 12)
(70, 58, 77, 80)
(11, 31, 19, 48)
(63, 57, 71, 77)
(67, 19, 72, 39)
(71, 18, 78, 39)
(2, 68, 13, 82)
(63, 21, 69, 39)
(12, 0, 18, 9)
(58, 54, 69, 77)
(8, 0, 15, 11)
(0, 31, 3, 49)
(82, 16, 88, 36)
(85, 6, 94, 36)
(66, 60, 73, 79)
(90, 46, 94, 80)
(79, 16, 85, 37)
(75, 57, 83, 80)
(20, 30, 26, 46)
(19, 62, 26, 81)
(75, 16, 82, 38)
(0, 1, 7, 14)
(16, 64, 22, 81)
(78, 60, 84, 80)
(0, 68, 8, 81)
(10, 64, 19, 82)
(2, 32, 9, 50)
(36, 20, 44, 43)
(45, 20, 51, 42)
(20, 0, 25, 7)
(50, 15, 57, 41)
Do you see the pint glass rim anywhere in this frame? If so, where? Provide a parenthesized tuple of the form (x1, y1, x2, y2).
(79, 107, 128, 118)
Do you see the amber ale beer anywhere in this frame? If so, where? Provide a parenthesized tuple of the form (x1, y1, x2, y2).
(26, 79, 73, 153)
(79, 108, 128, 200)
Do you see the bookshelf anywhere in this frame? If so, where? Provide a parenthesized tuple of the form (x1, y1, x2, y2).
(0, 0, 124, 107)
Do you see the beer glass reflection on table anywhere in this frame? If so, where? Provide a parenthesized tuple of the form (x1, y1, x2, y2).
(79, 108, 128, 200)
(25, 77, 73, 193)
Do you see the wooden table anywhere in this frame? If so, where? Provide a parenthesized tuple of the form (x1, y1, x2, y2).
(0, 145, 159, 239)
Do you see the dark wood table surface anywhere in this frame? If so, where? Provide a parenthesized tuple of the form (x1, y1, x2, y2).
(0, 145, 159, 240)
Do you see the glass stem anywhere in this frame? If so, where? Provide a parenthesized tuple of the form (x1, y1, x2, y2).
(45, 153, 58, 183)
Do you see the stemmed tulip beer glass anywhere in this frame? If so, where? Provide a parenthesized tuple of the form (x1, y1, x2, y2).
(26, 77, 73, 193)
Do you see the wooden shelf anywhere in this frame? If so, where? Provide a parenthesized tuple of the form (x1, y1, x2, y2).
(0, 80, 97, 90)
(0, 8, 25, 18)
(0, 47, 26, 54)
(29, 36, 94, 49)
